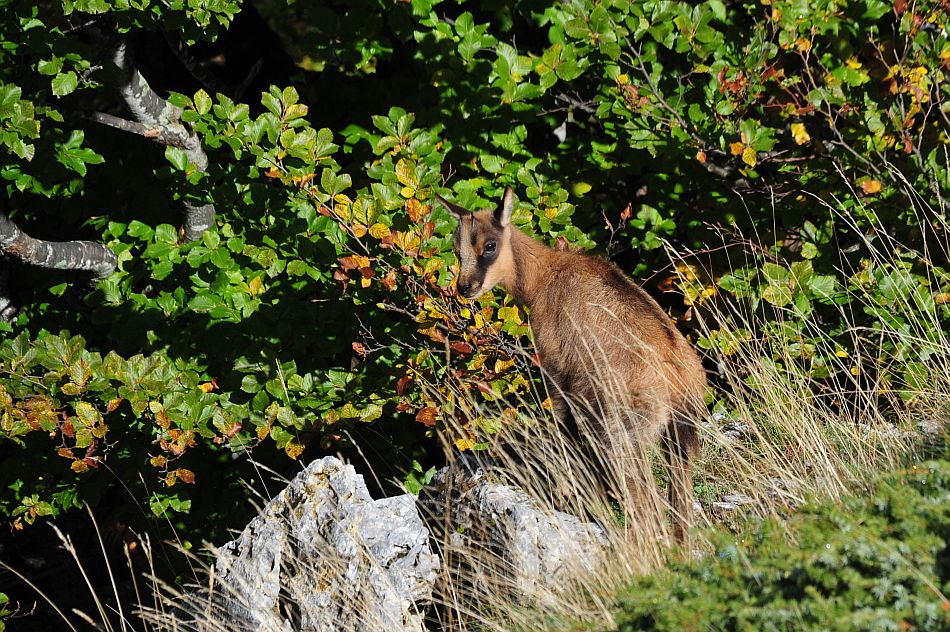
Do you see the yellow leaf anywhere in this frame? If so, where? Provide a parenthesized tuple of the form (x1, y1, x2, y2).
(247, 276, 264, 296)
(454, 433, 476, 451)
(835, 349, 850, 358)
(850, 366, 860, 376)
(791, 122, 811, 145)
(395, 158, 418, 188)
(741, 146, 757, 167)
(352, 222, 367, 237)
(369, 223, 391, 239)
(845, 57, 863, 69)
(400, 186, 415, 199)
(285, 441, 305, 460)
(675, 263, 699, 282)
(361, 276, 372, 288)
(545, 206, 558, 219)
(729, 141, 745, 156)
(494, 357, 515, 373)
(860, 179, 882, 195)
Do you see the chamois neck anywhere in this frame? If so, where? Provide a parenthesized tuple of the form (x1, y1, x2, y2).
(502, 228, 556, 309)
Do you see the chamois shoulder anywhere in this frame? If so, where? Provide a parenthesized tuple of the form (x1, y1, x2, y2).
(572, 252, 679, 344)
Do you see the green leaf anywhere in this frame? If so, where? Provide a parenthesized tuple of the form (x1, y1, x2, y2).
(194, 89, 212, 115)
(51, 71, 78, 97)
(165, 146, 188, 171)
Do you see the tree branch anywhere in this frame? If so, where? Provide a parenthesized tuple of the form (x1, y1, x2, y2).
(0, 212, 117, 280)
(88, 112, 187, 148)
(0, 258, 17, 323)
(111, 40, 215, 241)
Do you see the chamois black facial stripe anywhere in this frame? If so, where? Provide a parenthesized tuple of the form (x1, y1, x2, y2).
(474, 255, 491, 281)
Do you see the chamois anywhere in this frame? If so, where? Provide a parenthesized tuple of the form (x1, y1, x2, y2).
(437, 187, 706, 537)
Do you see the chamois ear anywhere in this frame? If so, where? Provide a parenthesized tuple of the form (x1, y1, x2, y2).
(495, 186, 515, 227)
(434, 194, 470, 221)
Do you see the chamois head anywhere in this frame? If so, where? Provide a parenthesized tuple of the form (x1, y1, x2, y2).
(436, 187, 516, 299)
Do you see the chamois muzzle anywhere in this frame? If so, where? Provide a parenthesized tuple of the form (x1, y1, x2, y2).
(457, 279, 478, 298)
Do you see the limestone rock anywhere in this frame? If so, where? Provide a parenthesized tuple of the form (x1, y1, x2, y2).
(212, 456, 438, 632)
(419, 457, 609, 603)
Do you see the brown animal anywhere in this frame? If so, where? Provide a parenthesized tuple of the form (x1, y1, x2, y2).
(436, 187, 706, 537)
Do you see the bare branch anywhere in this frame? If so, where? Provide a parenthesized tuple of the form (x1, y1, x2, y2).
(112, 40, 215, 241)
(0, 259, 17, 323)
(89, 111, 187, 147)
(0, 212, 117, 280)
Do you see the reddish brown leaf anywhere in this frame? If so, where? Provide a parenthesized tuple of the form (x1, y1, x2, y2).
(155, 409, 172, 430)
(381, 269, 397, 291)
(657, 275, 677, 293)
(415, 407, 438, 427)
(106, 398, 123, 414)
(425, 327, 446, 343)
(450, 341, 474, 355)
(406, 199, 428, 223)
(175, 468, 196, 484)
(620, 203, 633, 221)
(396, 375, 413, 396)
(339, 256, 361, 270)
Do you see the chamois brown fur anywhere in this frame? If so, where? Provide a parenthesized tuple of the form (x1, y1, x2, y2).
(438, 187, 706, 537)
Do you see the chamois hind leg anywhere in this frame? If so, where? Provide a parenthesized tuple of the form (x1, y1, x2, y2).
(602, 396, 669, 540)
(662, 415, 699, 541)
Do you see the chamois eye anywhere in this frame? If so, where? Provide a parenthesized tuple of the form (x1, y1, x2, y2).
(484, 241, 497, 255)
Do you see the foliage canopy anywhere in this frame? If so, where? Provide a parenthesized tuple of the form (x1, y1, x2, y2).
(0, 0, 947, 552)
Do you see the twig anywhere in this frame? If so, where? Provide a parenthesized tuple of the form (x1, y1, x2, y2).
(89, 112, 187, 148)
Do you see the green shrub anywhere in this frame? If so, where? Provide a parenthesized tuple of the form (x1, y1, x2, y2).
(613, 456, 950, 631)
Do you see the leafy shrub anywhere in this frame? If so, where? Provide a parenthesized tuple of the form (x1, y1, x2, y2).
(614, 456, 950, 631)
(0, 0, 947, 546)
